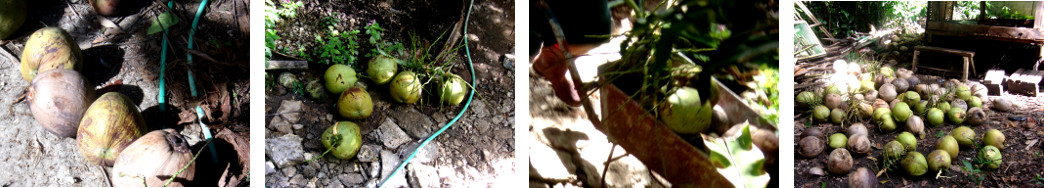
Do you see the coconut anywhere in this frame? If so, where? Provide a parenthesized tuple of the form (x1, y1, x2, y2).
(828, 148, 854, 174)
(848, 134, 872, 154)
(902, 151, 928, 176)
(277, 72, 298, 88)
(892, 78, 910, 93)
(936, 101, 950, 113)
(883, 141, 905, 161)
(662, 87, 712, 134)
(880, 66, 895, 78)
(927, 150, 951, 173)
(951, 99, 967, 112)
(897, 131, 917, 151)
(896, 68, 913, 79)
(872, 99, 889, 110)
(110, 129, 194, 187)
(912, 100, 928, 115)
(865, 90, 879, 101)
(825, 84, 842, 95)
(872, 107, 891, 122)
(947, 107, 966, 125)
(856, 102, 874, 119)
(797, 91, 818, 108)
(28, 69, 95, 138)
(847, 167, 877, 188)
(936, 135, 960, 161)
(89, 0, 121, 16)
(829, 133, 848, 149)
(950, 126, 976, 147)
(321, 121, 364, 159)
(337, 87, 373, 120)
(439, 74, 468, 106)
(0, 0, 26, 39)
(992, 97, 1013, 112)
(825, 93, 843, 110)
(906, 115, 925, 137)
(389, 71, 422, 103)
(878, 114, 898, 132)
(926, 108, 944, 127)
(892, 102, 912, 122)
(324, 64, 357, 94)
(978, 146, 1003, 169)
(956, 85, 972, 100)
(367, 55, 399, 85)
(830, 108, 846, 124)
(906, 76, 921, 87)
(852, 93, 865, 102)
(802, 127, 824, 138)
(77, 92, 147, 166)
(983, 129, 1005, 149)
(305, 79, 327, 100)
(848, 123, 868, 137)
(798, 136, 824, 158)
(879, 83, 897, 102)
(20, 27, 82, 82)
(966, 107, 987, 125)
(813, 105, 830, 123)
(914, 84, 928, 96)
(967, 96, 982, 108)
(904, 91, 920, 105)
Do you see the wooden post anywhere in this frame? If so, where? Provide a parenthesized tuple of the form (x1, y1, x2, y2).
(1035, 1, 1044, 29)
(980, 1, 987, 21)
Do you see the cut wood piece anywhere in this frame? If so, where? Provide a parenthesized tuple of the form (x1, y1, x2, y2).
(912, 46, 976, 81)
(1007, 69, 1043, 97)
(265, 60, 308, 70)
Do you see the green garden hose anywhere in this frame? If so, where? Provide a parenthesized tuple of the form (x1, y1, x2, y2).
(379, 0, 478, 186)
(158, 1, 172, 112)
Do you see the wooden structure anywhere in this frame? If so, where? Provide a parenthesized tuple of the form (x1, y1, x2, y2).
(925, 1, 1044, 58)
(912, 46, 977, 81)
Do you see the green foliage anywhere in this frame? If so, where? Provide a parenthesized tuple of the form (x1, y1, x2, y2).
(802, 1, 927, 37)
(365, 21, 405, 58)
(961, 160, 985, 183)
(264, 0, 303, 61)
(955, 1, 1036, 20)
(313, 27, 362, 66)
(147, 12, 179, 35)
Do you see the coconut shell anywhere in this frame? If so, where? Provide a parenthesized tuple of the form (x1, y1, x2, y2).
(967, 107, 987, 125)
(28, 69, 95, 138)
(20, 27, 82, 82)
(848, 168, 877, 188)
(110, 129, 194, 187)
(828, 148, 854, 174)
(798, 136, 824, 158)
(77, 92, 146, 166)
(90, 0, 120, 16)
(879, 83, 897, 102)
(992, 97, 1013, 112)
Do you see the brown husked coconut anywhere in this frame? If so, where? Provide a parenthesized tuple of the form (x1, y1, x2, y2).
(825, 93, 843, 110)
(967, 107, 987, 125)
(799, 136, 825, 158)
(906, 115, 925, 137)
(847, 167, 877, 188)
(110, 129, 194, 187)
(828, 148, 854, 174)
(873, 99, 889, 110)
(848, 123, 868, 137)
(879, 83, 897, 102)
(848, 134, 872, 154)
(28, 69, 95, 138)
(865, 90, 879, 101)
(892, 78, 910, 93)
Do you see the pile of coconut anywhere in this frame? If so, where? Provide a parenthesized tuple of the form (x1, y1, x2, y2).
(796, 60, 1013, 187)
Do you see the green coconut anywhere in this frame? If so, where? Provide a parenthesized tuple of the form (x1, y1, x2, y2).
(947, 107, 966, 125)
(662, 87, 713, 134)
(77, 92, 147, 166)
(337, 87, 373, 120)
(913, 100, 928, 116)
(878, 114, 897, 132)
(873, 107, 891, 122)
(324, 64, 357, 94)
(951, 126, 976, 147)
(20, 27, 82, 82)
(0, 0, 26, 39)
(956, 85, 972, 100)
(902, 151, 928, 176)
(904, 91, 920, 105)
(797, 91, 818, 108)
(936, 101, 950, 113)
(883, 140, 905, 161)
(321, 121, 363, 159)
(830, 108, 846, 124)
(968, 96, 982, 108)
(926, 108, 944, 127)
(367, 55, 399, 85)
(977, 145, 1002, 170)
(935, 135, 960, 161)
(896, 131, 917, 151)
(439, 74, 468, 106)
(892, 102, 912, 122)
(983, 129, 1005, 149)
(927, 150, 951, 172)
(813, 105, 830, 123)
(389, 71, 422, 104)
(829, 133, 847, 149)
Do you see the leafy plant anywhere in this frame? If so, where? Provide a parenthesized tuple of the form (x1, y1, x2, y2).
(961, 160, 985, 183)
(313, 27, 362, 66)
(705, 123, 771, 187)
(264, 0, 303, 61)
(365, 21, 405, 58)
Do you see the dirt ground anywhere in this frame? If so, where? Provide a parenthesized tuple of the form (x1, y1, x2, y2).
(263, 0, 515, 187)
(0, 0, 250, 186)
(794, 67, 1044, 187)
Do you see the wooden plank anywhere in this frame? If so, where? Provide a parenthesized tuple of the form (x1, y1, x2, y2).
(928, 1, 954, 21)
(915, 46, 975, 55)
(265, 60, 308, 70)
(926, 21, 1044, 43)
(795, 1, 834, 39)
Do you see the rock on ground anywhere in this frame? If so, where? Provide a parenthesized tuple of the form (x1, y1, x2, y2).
(266, 134, 307, 168)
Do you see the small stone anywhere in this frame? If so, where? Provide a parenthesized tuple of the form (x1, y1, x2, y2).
(282, 167, 298, 178)
(377, 117, 411, 149)
(407, 164, 440, 188)
(809, 166, 827, 176)
(289, 175, 305, 186)
(339, 173, 365, 185)
(293, 124, 304, 130)
(301, 165, 317, 178)
(278, 100, 305, 123)
(266, 161, 277, 175)
(356, 145, 380, 162)
(390, 106, 435, 139)
(381, 150, 400, 180)
(266, 134, 306, 168)
(269, 116, 292, 136)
